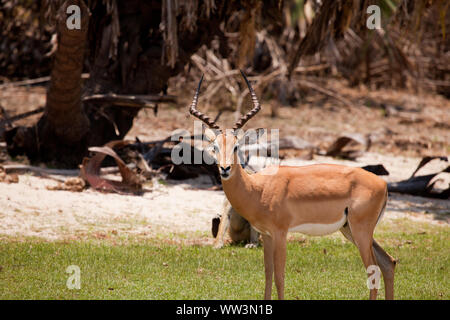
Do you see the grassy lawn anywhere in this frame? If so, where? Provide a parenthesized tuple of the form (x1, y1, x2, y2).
(0, 219, 448, 300)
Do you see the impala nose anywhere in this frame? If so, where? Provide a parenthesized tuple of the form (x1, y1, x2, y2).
(219, 166, 231, 178)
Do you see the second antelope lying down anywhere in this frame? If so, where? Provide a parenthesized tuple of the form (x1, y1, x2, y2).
(212, 197, 260, 249)
(189, 71, 397, 300)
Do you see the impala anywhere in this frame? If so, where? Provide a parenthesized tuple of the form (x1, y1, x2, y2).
(189, 71, 397, 300)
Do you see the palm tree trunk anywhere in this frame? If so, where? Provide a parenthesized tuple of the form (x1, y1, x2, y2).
(45, 0, 90, 143)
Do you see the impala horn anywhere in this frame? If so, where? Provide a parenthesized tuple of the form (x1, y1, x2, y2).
(233, 70, 262, 130)
(189, 74, 220, 129)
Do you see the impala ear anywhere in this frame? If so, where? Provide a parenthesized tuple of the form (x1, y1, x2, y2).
(204, 127, 218, 142)
(236, 128, 266, 144)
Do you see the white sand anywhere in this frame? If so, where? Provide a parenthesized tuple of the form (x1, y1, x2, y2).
(0, 153, 448, 241)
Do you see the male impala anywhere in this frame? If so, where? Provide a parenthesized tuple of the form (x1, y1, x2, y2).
(189, 71, 396, 300)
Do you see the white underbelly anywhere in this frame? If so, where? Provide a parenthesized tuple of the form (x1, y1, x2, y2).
(288, 214, 347, 236)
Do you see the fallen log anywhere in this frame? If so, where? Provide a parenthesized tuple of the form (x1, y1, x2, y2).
(409, 156, 448, 179)
(0, 74, 90, 89)
(0, 106, 45, 130)
(83, 93, 177, 106)
(387, 156, 450, 199)
(388, 170, 450, 199)
(361, 164, 389, 176)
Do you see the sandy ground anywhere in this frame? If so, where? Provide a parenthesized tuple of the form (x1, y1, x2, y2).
(0, 152, 448, 241)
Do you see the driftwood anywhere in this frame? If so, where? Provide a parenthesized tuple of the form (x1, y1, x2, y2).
(82, 93, 177, 109)
(361, 164, 389, 176)
(388, 170, 450, 199)
(80, 140, 145, 194)
(142, 136, 172, 163)
(155, 143, 220, 183)
(0, 74, 90, 89)
(388, 157, 450, 199)
(409, 156, 448, 179)
(125, 136, 221, 184)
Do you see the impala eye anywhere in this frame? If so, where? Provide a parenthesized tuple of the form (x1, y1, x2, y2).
(233, 144, 239, 153)
(213, 144, 220, 153)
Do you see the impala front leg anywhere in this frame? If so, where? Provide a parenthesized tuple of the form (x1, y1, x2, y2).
(262, 234, 274, 300)
(273, 231, 287, 300)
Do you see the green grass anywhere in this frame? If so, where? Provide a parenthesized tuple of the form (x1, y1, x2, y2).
(0, 220, 448, 300)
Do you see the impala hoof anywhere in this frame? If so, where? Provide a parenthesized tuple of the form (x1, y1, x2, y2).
(213, 243, 224, 249)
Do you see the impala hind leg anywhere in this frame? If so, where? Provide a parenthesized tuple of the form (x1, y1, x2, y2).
(262, 234, 274, 300)
(343, 225, 379, 300)
(341, 225, 396, 300)
(355, 235, 379, 300)
(373, 240, 396, 300)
